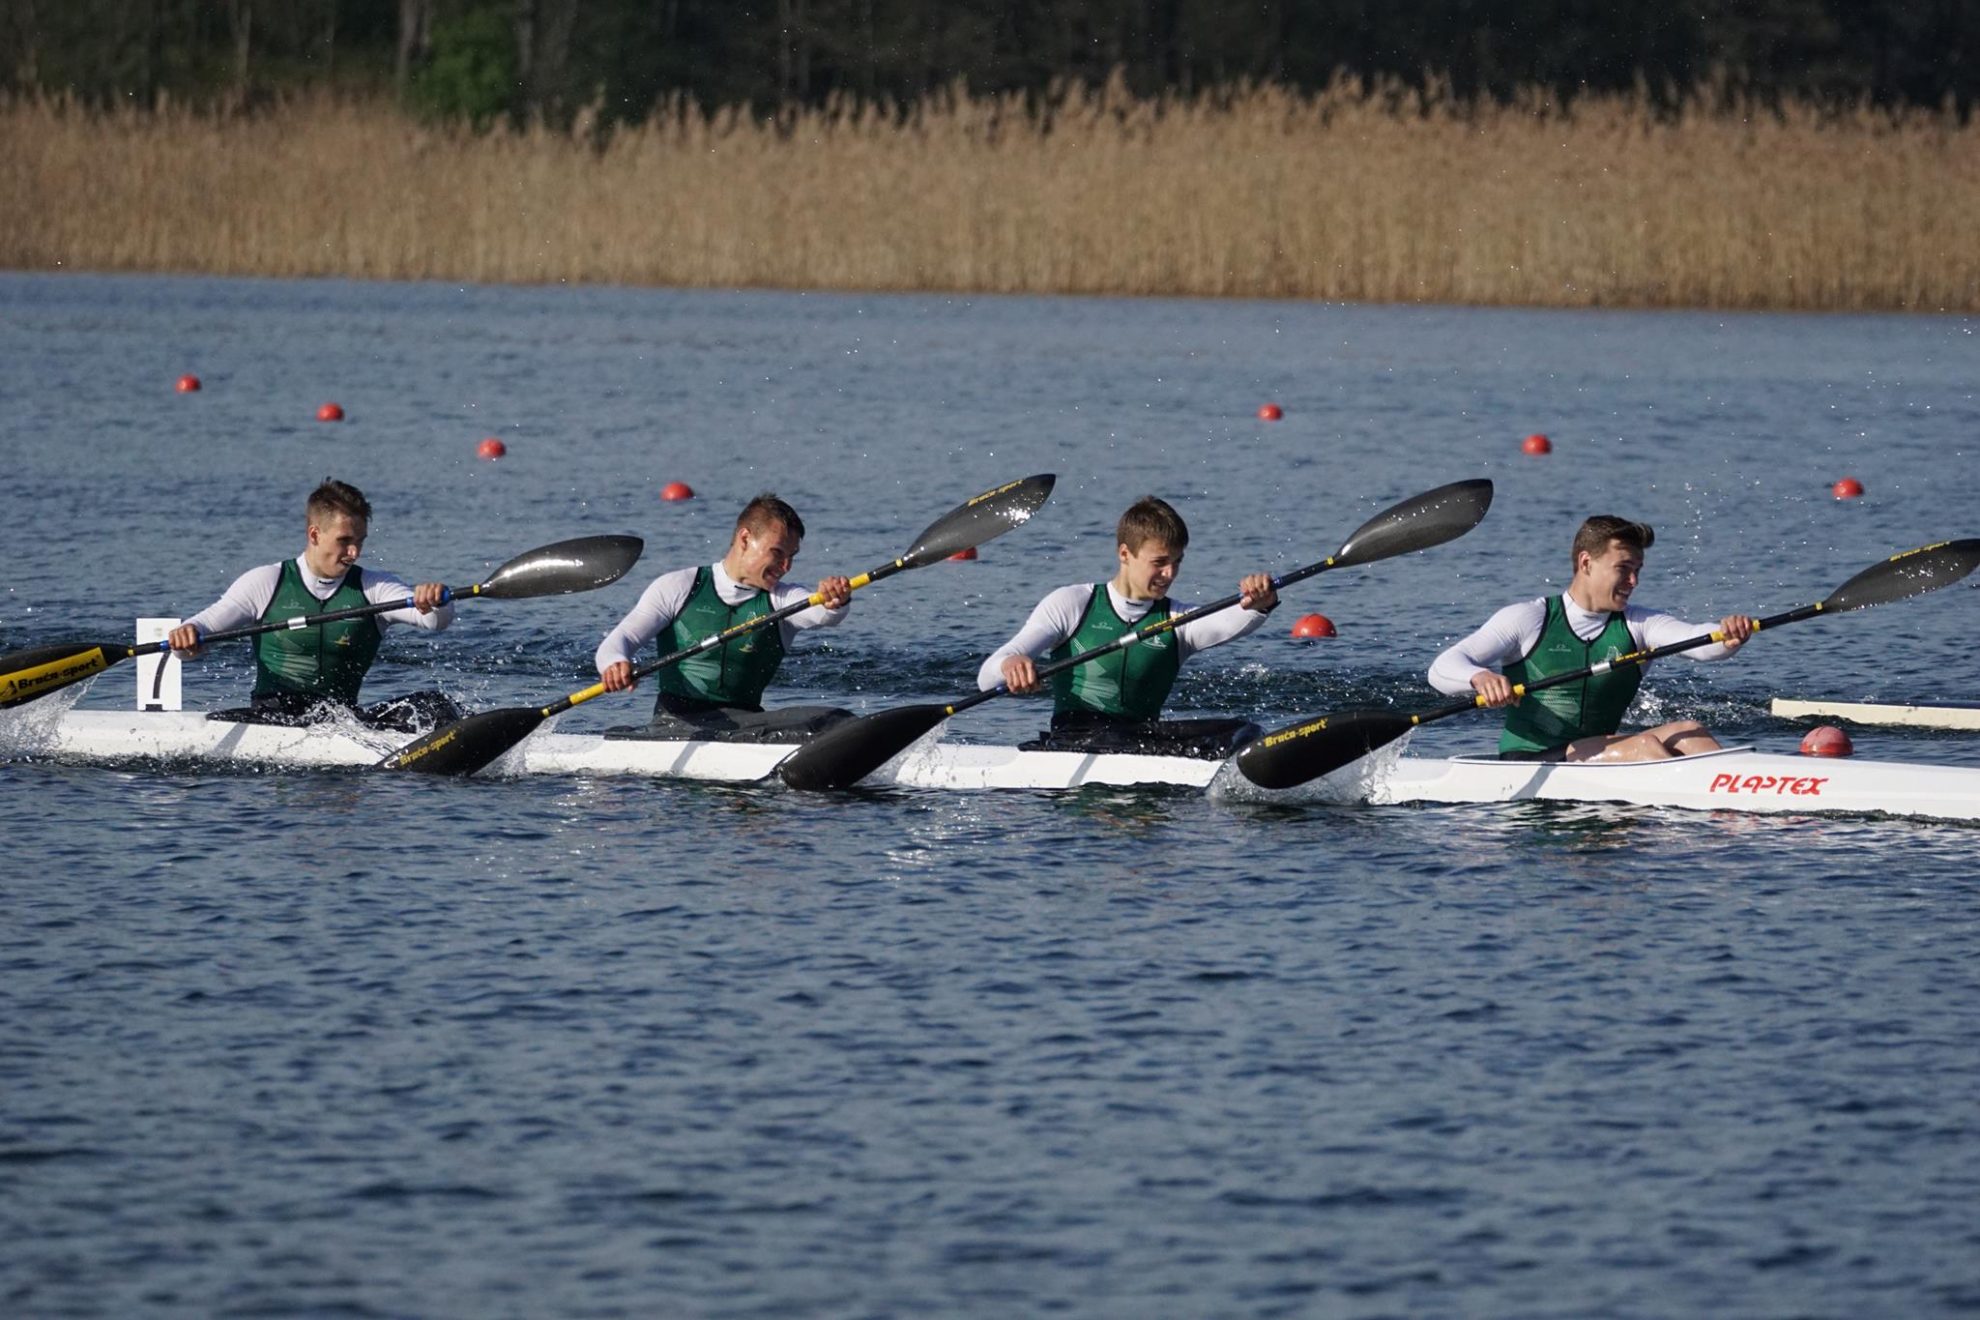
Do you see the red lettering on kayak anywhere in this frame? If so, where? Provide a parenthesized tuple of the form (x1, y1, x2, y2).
(1708, 772, 1828, 796)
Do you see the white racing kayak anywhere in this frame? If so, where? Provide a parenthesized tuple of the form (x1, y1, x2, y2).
(1771, 697, 1980, 731)
(18, 712, 1980, 820)
(27, 710, 1218, 791)
(1216, 742, 1980, 823)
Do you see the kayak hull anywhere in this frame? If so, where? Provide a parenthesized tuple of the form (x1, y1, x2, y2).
(1228, 744, 1980, 823)
(21, 713, 1980, 819)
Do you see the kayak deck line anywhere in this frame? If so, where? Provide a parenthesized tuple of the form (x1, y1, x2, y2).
(1771, 697, 1980, 731)
(21, 712, 1980, 820)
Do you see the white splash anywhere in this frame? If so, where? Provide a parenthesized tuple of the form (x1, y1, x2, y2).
(487, 712, 559, 779)
(0, 684, 89, 760)
(1208, 730, 1415, 806)
(871, 722, 951, 787)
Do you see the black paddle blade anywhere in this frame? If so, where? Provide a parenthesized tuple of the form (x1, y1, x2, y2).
(898, 474, 1056, 569)
(778, 704, 952, 790)
(1328, 479, 1494, 570)
(1822, 538, 1980, 614)
(473, 535, 645, 599)
(1231, 709, 1418, 791)
(0, 642, 126, 709)
(378, 706, 548, 775)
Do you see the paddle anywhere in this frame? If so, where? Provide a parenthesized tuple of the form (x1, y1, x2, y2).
(1229, 536, 1980, 792)
(378, 474, 1059, 775)
(0, 535, 646, 711)
(777, 477, 1496, 791)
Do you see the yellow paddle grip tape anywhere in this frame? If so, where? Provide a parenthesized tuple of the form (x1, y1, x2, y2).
(809, 572, 874, 606)
(566, 682, 609, 710)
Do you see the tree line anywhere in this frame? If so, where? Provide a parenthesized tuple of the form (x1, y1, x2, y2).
(7, 0, 1976, 123)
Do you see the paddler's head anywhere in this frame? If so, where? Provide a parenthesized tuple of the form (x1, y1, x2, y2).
(1568, 515, 1654, 614)
(727, 493, 806, 591)
(1114, 496, 1189, 602)
(303, 479, 372, 579)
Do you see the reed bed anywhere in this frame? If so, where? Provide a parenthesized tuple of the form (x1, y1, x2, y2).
(3, 80, 1975, 310)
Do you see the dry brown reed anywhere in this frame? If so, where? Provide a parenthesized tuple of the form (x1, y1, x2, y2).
(3, 78, 1976, 310)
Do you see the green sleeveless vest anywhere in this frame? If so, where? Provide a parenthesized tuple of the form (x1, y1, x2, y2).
(1048, 586, 1180, 720)
(654, 567, 784, 711)
(253, 560, 380, 703)
(1499, 596, 1642, 755)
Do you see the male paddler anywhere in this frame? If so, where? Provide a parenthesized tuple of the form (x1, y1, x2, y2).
(168, 479, 460, 730)
(595, 493, 854, 743)
(1428, 514, 1755, 761)
(979, 495, 1279, 757)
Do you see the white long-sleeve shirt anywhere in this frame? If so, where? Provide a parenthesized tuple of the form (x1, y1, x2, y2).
(594, 562, 848, 671)
(181, 559, 455, 640)
(977, 582, 1270, 691)
(1428, 596, 1734, 696)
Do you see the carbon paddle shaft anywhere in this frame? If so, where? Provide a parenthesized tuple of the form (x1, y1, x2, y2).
(1236, 537, 1980, 790)
(0, 535, 644, 710)
(1427, 536, 1980, 730)
(0, 600, 444, 710)
(778, 478, 1500, 790)
(912, 535, 1455, 724)
(549, 517, 1025, 722)
(380, 475, 1060, 775)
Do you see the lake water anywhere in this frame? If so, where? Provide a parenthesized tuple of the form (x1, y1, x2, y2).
(2, 273, 1978, 1316)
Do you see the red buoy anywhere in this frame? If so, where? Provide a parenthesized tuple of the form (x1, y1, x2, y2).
(1799, 724, 1854, 757)
(660, 481, 695, 502)
(316, 402, 345, 422)
(1258, 403, 1284, 422)
(176, 374, 202, 393)
(1522, 433, 1552, 455)
(1832, 476, 1865, 500)
(947, 547, 978, 562)
(476, 437, 507, 460)
(1291, 613, 1336, 639)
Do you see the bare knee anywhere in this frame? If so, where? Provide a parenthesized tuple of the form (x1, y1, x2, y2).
(1568, 730, 1670, 762)
(1659, 720, 1721, 756)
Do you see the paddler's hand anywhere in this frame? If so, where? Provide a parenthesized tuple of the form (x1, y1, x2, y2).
(167, 623, 204, 657)
(1001, 655, 1041, 695)
(600, 660, 636, 693)
(1471, 671, 1517, 708)
(816, 576, 853, 610)
(1716, 614, 1755, 653)
(1239, 572, 1278, 612)
(412, 582, 449, 613)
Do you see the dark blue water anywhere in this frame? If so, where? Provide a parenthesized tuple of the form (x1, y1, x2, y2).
(3, 274, 1978, 1316)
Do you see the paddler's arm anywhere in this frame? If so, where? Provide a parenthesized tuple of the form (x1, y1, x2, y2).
(979, 585, 1088, 695)
(596, 567, 697, 693)
(770, 577, 852, 630)
(1630, 607, 1755, 659)
(168, 564, 282, 657)
(1171, 572, 1280, 659)
(368, 573, 455, 631)
(1429, 599, 1546, 708)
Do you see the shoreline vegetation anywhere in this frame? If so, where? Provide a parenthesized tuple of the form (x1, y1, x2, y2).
(3, 80, 1976, 312)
